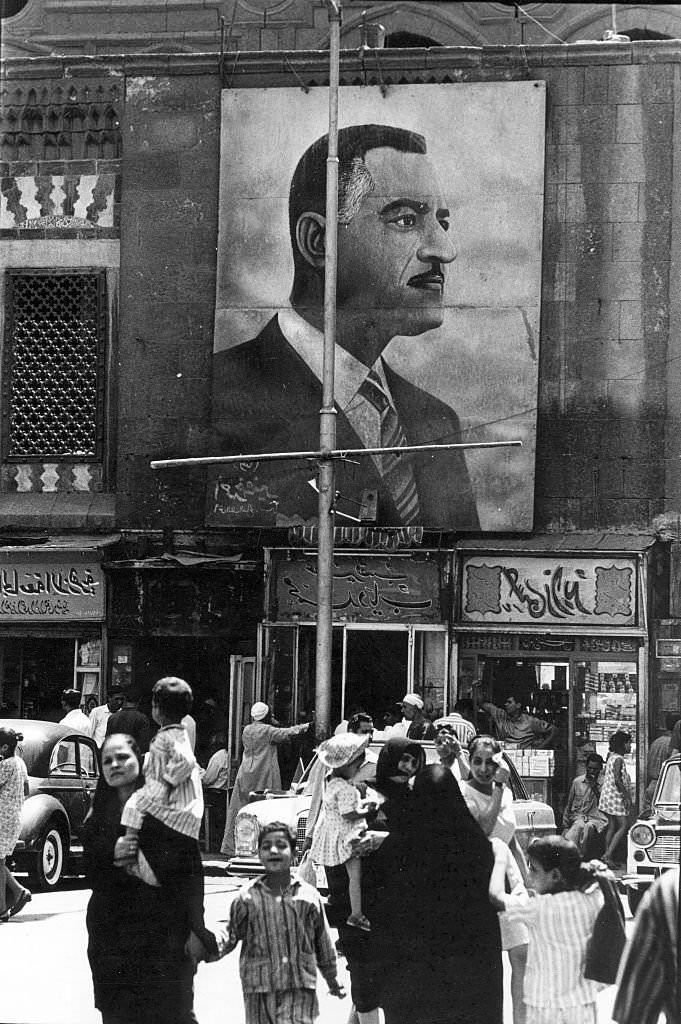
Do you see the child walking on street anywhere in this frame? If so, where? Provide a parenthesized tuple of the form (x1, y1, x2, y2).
(218, 821, 345, 1024)
(310, 732, 374, 931)
(501, 835, 606, 1024)
(120, 675, 216, 955)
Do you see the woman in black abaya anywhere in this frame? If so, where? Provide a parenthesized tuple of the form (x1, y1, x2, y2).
(371, 763, 503, 1024)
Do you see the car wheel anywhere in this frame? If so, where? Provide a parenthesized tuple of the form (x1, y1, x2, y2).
(627, 887, 645, 916)
(30, 823, 65, 891)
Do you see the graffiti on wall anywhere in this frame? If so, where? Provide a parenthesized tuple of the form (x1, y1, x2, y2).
(209, 83, 545, 531)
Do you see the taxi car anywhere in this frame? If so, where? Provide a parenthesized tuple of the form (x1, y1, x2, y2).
(622, 753, 681, 913)
(2, 719, 99, 890)
(227, 739, 557, 876)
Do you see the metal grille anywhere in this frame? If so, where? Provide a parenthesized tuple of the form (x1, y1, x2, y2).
(296, 814, 308, 856)
(649, 836, 680, 863)
(5, 272, 105, 458)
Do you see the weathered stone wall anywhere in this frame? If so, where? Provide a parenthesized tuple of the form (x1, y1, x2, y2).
(3, 42, 680, 535)
(117, 67, 220, 527)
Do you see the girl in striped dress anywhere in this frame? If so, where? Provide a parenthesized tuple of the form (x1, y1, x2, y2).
(501, 836, 605, 1024)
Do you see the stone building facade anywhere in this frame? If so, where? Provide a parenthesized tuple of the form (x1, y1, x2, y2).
(3, 14, 681, 805)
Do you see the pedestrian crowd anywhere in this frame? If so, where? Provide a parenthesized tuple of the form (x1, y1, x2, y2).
(2, 682, 681, 1024)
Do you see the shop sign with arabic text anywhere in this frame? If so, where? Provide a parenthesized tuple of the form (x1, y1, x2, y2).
(273, 554, 441, 622)
(461, 555, 637, 627)
(0, 560, 104, 621)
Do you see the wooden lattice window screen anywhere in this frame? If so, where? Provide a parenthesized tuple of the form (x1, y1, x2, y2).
(3, 270, 107, 460)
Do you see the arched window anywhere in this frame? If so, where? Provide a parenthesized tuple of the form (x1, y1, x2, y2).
(0, 0, 29, 17)
(384, 31, 441, 48)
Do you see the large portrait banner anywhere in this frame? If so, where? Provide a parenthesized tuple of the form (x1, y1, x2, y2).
(209, 82, 546, 531)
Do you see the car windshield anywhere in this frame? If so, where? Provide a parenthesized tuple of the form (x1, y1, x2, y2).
(657, 763, 681, 806)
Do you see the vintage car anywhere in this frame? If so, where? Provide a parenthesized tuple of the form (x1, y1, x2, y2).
(227, 739, 557, 877)
(2, 719, 99, 890)
(622, 753, 681, 913)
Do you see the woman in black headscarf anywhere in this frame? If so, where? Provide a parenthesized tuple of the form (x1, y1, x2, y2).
(372, 735, 426, 831)
(371, 764, 503, 1024)
(324, 736, 426, 1024)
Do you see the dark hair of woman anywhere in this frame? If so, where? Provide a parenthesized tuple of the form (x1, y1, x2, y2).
(468, 733, 502, 756)
(0, 727, 23, 754)
(608, 730, 632, 755)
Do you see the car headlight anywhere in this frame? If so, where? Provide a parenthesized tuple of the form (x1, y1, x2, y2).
(629, 823, 656, 848)
(234, 813, 260, 856)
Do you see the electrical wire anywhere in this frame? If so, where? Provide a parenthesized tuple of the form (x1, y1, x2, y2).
(511, 3, 569, 45)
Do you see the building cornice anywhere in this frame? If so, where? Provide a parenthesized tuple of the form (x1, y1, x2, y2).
(2, 39, 681, 85)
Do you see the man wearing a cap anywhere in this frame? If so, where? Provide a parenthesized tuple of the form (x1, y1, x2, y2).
(220, 701, 310, 858)
(397, 693, 437, 741)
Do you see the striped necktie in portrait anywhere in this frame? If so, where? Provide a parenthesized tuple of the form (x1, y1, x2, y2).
(358, 370, 420, 523)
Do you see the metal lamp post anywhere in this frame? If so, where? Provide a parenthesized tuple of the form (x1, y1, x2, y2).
(314, 0, 341, 743)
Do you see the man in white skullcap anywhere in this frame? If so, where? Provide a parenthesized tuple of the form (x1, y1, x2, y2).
(398, 692, 436, 741)
(220, 701, 310, 858)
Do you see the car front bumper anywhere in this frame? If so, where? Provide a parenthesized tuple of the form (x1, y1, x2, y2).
(226, 855, 262, 876)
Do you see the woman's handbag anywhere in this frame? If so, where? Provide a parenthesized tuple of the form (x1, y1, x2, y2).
(584, 872, 627, 985)
(296, 849, 318, 888)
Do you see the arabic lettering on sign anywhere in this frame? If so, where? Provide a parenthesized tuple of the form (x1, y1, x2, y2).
(0, 598, 70, 617)
(0, 563, 104, 621)
(275, 555, 439, 622)
(0, 567, 100, 599)
(463, 557, 636, 627)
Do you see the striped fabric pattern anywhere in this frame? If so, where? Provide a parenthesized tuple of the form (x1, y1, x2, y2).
(503, 885, 604, 1009)
(121, 724, 203, 839)
(223, 877, 338, 996)
(612, 870, 679, 1024)
(358, 370, 419, 523)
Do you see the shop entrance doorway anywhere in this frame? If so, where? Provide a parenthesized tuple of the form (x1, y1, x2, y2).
(344, 630, 408, 724)
(259, 623, 448, 734)
(0, 638, 78, 721)
(475, 655, 569, 815)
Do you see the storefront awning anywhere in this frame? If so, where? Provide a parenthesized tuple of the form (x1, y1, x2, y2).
(0, 533, 120, 556)
(457, 532, 656, 555)
(104, 550, 258, 570)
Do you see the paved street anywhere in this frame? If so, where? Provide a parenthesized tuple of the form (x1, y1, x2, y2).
(3, 876, 621, 1024)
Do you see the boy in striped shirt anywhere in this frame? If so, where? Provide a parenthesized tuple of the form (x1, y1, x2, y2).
(218, 821, 345, 1024)
(121, 675, 217, 955)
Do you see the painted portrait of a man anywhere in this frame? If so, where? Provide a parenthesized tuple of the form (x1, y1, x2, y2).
(210, 84, 546, 530)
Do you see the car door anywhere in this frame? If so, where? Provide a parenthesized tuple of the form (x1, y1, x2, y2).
(73, 737, 99, 836)
(46, 737, 85, 837)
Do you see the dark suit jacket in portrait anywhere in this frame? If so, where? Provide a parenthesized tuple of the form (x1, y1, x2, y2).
(210, 315, 479, 530)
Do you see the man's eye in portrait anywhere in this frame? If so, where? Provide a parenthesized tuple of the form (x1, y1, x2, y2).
(391, 212, 418, 229)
